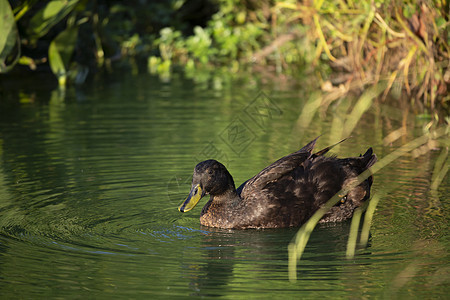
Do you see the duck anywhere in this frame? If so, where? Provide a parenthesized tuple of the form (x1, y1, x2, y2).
(178, 137, 377, 229)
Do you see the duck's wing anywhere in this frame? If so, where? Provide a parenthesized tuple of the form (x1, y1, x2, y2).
(239, 137, 319, 198)
(237, 137, 351, 198)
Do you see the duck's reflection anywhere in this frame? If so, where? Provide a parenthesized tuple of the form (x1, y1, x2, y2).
(181, 222, 364, 296)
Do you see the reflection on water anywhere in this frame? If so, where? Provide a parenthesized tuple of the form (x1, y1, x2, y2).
(0, 73, 448, 298)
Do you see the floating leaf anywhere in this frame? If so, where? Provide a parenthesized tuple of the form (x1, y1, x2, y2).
(0, 0, 20, 72)
(48, 26, 78, 86)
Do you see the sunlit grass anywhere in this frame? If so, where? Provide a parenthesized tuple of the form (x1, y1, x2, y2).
(276, 1, 449, 110)
(288, 125, 448, 281)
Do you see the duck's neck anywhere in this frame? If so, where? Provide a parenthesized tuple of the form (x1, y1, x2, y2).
(200, 189, 240, 218)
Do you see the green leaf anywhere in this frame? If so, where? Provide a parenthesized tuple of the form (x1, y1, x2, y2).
(0, 0, 20, 73)
(28, 0, 79, 39)
(48, 26, 78, 86)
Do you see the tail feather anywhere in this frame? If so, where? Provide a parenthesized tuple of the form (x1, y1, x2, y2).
(361, 148, 377, 169)
(297, 136, 320, 154)
(313, 137, 349, 157)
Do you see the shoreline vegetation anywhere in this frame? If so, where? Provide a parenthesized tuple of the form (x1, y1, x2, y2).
(1, 0, 448, 114)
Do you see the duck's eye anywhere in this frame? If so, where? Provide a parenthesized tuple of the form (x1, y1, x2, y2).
(340, 195, 347, 203)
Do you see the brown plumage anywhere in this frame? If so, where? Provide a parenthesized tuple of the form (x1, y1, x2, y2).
(178, 137, 377, 229)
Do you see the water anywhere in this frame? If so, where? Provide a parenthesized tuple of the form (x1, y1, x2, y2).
(0, 72, 448, 298)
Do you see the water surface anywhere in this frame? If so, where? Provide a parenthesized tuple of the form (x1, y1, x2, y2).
(0, 72, 448, 298)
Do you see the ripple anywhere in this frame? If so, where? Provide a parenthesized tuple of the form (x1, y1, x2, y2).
(0, 74, 448, 298)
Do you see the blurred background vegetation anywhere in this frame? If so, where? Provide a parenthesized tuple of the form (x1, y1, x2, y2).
(0, 0, 449, 114)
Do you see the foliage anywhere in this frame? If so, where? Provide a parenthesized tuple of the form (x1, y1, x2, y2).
(48, 25, 78, 87)
(1, 0, 81, 84)
(150, 0, 449, 111)
(149, 0, 266, 76)
(0, 0, 20, 72)
(2, 0, 184, 86)
(26, 0, 79, 39)
(1, 0, 449, 111)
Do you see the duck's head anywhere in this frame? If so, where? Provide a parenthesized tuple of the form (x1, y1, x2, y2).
(178, 160, 236, 212)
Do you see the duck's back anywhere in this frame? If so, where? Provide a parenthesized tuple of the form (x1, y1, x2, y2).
(234, 149, 376, 228)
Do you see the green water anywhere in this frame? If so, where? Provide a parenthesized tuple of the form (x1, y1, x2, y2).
(0, 73, 448, 298)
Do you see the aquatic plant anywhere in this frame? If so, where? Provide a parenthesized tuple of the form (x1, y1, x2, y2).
(288, 111, 449, 281)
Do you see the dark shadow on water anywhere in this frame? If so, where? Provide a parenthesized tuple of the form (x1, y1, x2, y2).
(179, 222, 363, 296)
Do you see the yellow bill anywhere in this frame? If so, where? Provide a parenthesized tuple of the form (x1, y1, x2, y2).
(178, 184, 203, 212)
